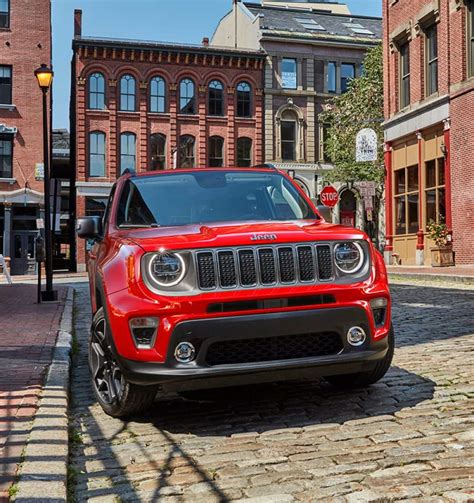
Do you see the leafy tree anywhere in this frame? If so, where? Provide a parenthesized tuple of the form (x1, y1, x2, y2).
(320, 44, 384, 184)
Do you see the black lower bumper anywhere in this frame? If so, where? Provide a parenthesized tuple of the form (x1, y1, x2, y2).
(117, 307, 389, 390)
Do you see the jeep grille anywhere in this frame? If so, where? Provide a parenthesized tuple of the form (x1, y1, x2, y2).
(195, 244, 334, 290)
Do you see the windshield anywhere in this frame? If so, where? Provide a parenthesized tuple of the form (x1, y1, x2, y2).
(116, 170, 318, 228)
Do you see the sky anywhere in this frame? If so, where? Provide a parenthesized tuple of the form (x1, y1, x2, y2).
(52, 0, 383, 129)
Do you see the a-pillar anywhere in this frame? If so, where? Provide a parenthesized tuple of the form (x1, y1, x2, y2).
(416, 130, 424, 266)
(383, 142, 393, 265)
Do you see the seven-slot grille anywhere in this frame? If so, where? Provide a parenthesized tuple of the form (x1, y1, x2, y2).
(196, 244, 334, 290)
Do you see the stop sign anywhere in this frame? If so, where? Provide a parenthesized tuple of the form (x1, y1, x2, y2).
(320, 185, 339, 208)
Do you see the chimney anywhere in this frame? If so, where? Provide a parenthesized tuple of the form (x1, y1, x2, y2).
(202, 37, 209, 47)
(74, 9, 82, 38)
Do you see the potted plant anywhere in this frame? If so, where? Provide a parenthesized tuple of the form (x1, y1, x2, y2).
(426, 219, 454, 267)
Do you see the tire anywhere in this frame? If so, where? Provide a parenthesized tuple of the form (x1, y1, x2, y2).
(325, 325, 395, 388)
(89, 307, 158, 418)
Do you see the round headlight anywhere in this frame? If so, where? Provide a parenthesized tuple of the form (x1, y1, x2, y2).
(334, 242, 364, 274)
(148, 252, 186, 287)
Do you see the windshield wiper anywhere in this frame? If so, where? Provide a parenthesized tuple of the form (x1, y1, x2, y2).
(118, 223, 160, 229)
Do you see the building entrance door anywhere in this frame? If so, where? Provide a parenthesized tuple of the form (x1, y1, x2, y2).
(339, 190, 357, 228)
(10, 231, 39, 275)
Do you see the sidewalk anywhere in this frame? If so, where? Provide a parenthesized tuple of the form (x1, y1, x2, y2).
(387, 264, 474, 285)
(0, 284, 66, 500)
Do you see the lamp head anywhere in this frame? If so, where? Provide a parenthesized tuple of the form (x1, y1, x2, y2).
(34, 64, 54, 90)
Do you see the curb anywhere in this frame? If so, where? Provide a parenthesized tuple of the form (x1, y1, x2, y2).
(389, 272, 474, 286)
(14, 288, 74, 502)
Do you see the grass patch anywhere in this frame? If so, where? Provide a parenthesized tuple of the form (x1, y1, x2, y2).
(69, 426, 83, 447)
(67, 465, 80, 503)
(8, 483, 19, 499)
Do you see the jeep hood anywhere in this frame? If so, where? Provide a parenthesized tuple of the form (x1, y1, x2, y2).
(116, 220, 368, 253)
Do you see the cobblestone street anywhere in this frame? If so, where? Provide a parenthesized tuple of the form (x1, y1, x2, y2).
(69, 282, 474, 502)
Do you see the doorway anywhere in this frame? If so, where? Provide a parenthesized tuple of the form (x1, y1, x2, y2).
(339, 190, 357, 228)
(10, 231, 39, 275)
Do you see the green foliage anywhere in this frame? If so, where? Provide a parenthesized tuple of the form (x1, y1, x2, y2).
(426, 219, 449, 247)
(320, 44, 384, 185)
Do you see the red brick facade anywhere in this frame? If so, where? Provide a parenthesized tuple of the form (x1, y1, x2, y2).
(383, 0, 474, 266)
(72, 12, 264, 269)
(0, 0, 52, 272)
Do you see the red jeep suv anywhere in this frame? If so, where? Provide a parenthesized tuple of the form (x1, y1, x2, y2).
(77, 168, 393, 418)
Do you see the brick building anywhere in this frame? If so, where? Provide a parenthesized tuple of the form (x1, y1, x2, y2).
(212, 1, 381, 233)
(0, 0, 52, 275)
(383, 0, 474, 266)
(71, 10, 265, 270)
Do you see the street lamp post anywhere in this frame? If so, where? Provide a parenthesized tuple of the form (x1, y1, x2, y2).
(35, 64, 57, 302)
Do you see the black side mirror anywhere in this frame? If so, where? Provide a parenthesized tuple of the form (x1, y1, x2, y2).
(76, 216, 103, 239)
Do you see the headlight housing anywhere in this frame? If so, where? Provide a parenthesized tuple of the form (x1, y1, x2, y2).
(147, 251, 186, 287)
(334, 241, 364, 274)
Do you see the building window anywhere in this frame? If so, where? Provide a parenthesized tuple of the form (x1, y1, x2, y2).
(120, 74, 136, 112)
(425, 157, 446, 226)
(208, 136, 224, 167)
(89, 131, 106, 177)
(341, 63, 355, 93)
(0, 66, 12, 105)
(399, 42, 410, 109)
(208, 80, 224, 116)
(280, 111, 297, 161)
(150, 133, 166, 170)
(85, 197, 108, 220)
(179, 135, 195, 168)
(327, 62, 336, 93)
(468, 1, 474, 77)
(236, 81, 251, 117)
(0, 135, 12, 178)
(120, 132, 136, 174)
(425, 24, 438, 96)
(150, 76, 166, 113)
(88, 73, 105, 110)
(394, 164, 419, 235)
(0, 0, 9, 28)
(282, 58, 297, 89)
(179, 78, 195, 114)
(237, 137, 252, 167)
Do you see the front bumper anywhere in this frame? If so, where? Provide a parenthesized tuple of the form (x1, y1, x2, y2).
(115, 306, 390, 389)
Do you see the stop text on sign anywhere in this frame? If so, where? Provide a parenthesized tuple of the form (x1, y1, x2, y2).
(320, 186, 339, 208)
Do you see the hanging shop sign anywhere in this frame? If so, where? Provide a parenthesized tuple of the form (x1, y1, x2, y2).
(356, 128, 378, 162)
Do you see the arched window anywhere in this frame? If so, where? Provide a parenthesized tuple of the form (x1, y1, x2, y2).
(150, 76, 166, 113)
(179, 78, 195, 114)
(88, 73, 105, 110)
(120, 132, 136, 174)
(236, 81, 251, 117)
(208, 136, 224, 167)
(150, 133, 166, 170)
(237, 137, 252, 167)
(89, 131, 106, 177)
(280, 110, 297, 161)
(208, 80, 224, 116)
(120, 74, 136, 111)
(179, 135, 195, 168)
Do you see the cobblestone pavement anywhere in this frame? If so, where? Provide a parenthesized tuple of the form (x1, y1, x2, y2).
(0, 284, 66, 501)
(69, 283, 474, 502)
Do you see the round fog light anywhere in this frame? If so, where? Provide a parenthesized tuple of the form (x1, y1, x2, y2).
(347, 326, 366, 346)
(174, 342, 196, 363)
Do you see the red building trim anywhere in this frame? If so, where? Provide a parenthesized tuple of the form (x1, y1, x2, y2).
(443, 119, 452, 234)
(384, 142, 393, 252)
